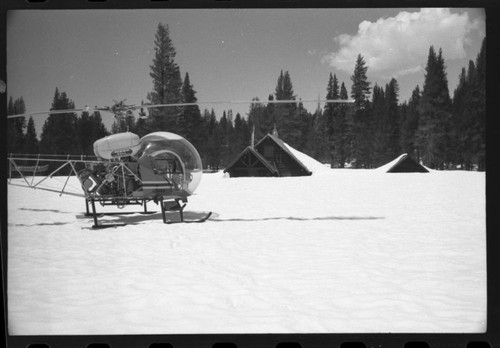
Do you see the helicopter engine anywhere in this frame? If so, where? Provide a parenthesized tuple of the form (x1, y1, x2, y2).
(77, 132, 142, 197)
(79, 161, 136, 197)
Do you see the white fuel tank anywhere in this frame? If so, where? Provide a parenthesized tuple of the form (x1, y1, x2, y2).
(93, 132, 141, 160)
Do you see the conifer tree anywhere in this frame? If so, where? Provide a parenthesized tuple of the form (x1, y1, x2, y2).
(384, 78, 401, 162)
(400, 86, 421, 160)
(350, 54, 373, 168)
(247, 98, 267, 142)
(179, 72, 203, 148)
(309, 106, 325, 162)
(323, 73, 340, 166)
(40, 88, 78, 156)
(77, 111, 109, 155)
(416, 46, 452, 169)
(233, 113, 247, 154)
(7, 96, 26, 154)
(24, 116, 39, 154)
(272, 70, 306, 149)
(473, 37, 485, 170)
(451, 37, 486, 170)
(337, 82, 351, 167)
(371, 83, 386, 165)
(146, 23, 183, 133)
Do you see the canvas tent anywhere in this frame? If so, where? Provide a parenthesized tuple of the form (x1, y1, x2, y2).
(224, 133, 312, 177)
(377, 153, 429, 173)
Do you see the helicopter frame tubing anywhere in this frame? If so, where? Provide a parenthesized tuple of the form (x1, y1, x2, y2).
(7, 154, 195, 228)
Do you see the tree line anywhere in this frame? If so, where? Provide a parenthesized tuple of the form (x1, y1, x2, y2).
(7, 23, 485, 171)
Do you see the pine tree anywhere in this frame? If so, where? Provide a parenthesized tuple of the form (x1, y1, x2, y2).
(77, 111, 109, 155)
(24, 116, 39, 154)
(233, 113, 247, 154)
(146, 23, 183, 133)
(473, 37, 486, 170)
(247, 98, 267, 142)
(384, 78, 401, 162)
(350, 54, 373, 168)
(7, 96, 26, 154)
(371, 83, 386, 166)
(337, 82, 351, 167)
(179, 72, 203, 147)
(40, 88, 78, 156)
(451, 37, 486, 171)
(400, 86, 421, 160)
(204, 108, 220, 169)
(272, 70, 303, 148)
(416, 46, 452, 169)
(323, 73, 340, 166)
(351, 54, 371, 109)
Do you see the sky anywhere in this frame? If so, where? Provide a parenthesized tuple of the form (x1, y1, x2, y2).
(6, 8, 486, 136)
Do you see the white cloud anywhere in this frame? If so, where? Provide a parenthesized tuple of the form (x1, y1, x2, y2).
(322, 8, 484, 78)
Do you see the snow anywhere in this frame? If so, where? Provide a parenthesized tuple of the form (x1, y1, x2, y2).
(7, 168, 486, 335)
(375, 153, 433, 173)
(283, 142, 329, 174)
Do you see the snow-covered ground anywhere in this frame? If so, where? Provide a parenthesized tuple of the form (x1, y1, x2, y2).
(7, 166, 486, 335)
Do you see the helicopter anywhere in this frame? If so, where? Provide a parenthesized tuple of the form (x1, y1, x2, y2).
(7, 98, 354, 228)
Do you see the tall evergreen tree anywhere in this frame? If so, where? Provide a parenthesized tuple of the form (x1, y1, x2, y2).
(146, 23, 183, 133)
(77, 111, 109, 155)
(323, 73, 340, 166)
(371, 83, 386, 165)
(384, 78, 401, 162)
(416, 46, 452, 169)
(451, 37, 486, 170)
(400, 86, 421, 160)
(179, 72, 203, 148)
(40, 88, 78, 156)
(201, 108, 221, 170)
(272, 70, 304, 149)
(24, 116, 39, 154)
(247, 98, 268, 142)
(336, 82, 351, 167)
(350, 54, 371, 109)
(473, 37, 486, 170)
(7, 96, 26, 154)
(350, 54, 373, 168)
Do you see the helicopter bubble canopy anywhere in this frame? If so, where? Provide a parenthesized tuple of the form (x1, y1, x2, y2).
(135, 132, 203, 195)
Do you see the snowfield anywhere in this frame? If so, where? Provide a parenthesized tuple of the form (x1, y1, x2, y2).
(7, 167, 486, 335)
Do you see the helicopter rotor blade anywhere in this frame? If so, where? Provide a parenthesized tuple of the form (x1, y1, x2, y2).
(7, 108, 89, 119)
(141, 99, 355, 109)
(6, 106, 119, 119)
(7, 99, 355, 119)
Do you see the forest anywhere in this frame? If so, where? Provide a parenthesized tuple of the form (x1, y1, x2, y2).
(7, 23, 486, 171)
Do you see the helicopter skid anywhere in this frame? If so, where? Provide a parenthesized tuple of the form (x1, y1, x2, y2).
(84, 211, 156, 218)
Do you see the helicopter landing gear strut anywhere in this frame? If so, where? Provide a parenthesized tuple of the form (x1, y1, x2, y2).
(88, 198, 127, 229)
(160, 198, 186, 224)
(160, 198, 212, 224)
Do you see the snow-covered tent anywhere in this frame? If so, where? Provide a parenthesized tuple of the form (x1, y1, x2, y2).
(376, 153, 429, 173)
(224, 133, 312, 177)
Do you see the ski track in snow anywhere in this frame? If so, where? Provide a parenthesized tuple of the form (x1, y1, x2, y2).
(7, 169, 486, 335)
